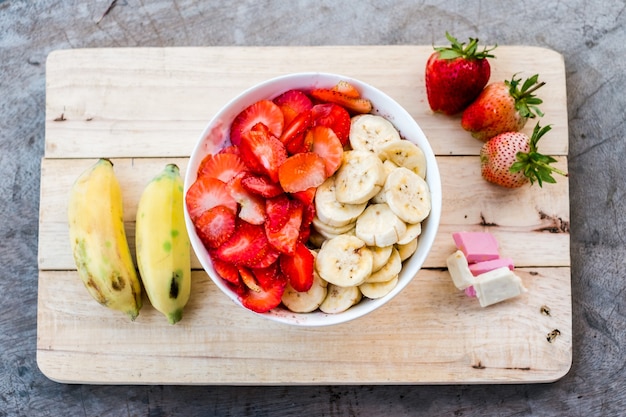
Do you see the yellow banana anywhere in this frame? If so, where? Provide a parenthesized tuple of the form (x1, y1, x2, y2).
(67, 158, 142, 320)
(135, 164, 191, 324)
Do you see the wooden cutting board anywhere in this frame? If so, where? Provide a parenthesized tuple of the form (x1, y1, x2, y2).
(37, 46, 571, 384)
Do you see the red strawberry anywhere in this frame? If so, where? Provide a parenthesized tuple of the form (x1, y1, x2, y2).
(279, 242, 314, 292)
(240, 273, 286, 313)
(218, 144, 241, 155)
(291, 187, 316, 206)
(273, 89, 313, 125)
(278, 152, 327, 193)
(238, 266, 263, 292)
(461, 74, 546, 142)
(230, 100, 284, 146)
(239, 122, 287, 183)
(298, 202, 315, 243)
(214, 220, 280, 268)
(186, 176, 237, 221)
(240, 172, 284, 198)
(331, 80, 360, 98)
(310, 103, 351, 146)
(308, 125, 343, 177)
(309, 88, 373, 114)
(197, 152, 247, 182)
(265, 195, 303, 255)
(425, 32, 496, 115)
(227, 171, 266, 225)
(279, 110, 312, 148)
(480, 123, 567, 188)
(211, 256, 241, 285)
(252, 262, 284, 289)
(194, 205, 236, 249)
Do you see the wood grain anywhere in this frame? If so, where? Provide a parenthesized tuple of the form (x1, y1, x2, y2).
(37, 46, 571, 385)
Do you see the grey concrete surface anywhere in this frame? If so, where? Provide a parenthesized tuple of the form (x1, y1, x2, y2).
(1, 0, 625, 415)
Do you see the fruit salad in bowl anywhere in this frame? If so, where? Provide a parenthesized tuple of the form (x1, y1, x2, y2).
(184, 72, 442, 326)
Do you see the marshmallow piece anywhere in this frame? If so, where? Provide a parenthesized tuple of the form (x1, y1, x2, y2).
(452, 231, 500, 263)
(469, 258, 514, 276)
(446, 250, 475, 290)
(473, 267, 527, 307)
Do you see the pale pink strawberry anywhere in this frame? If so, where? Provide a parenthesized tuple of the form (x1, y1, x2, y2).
(462, 74, 545, 142)
(480, 123, 567, 188)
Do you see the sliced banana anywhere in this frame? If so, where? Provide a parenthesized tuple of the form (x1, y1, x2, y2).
(369, 244, 393, 273)
(315, 234, 373, 287)
(359, 276, 399, 299)
(349, 114, 401, 154)
(282, 271, 328, 313)
(365, 247, 402, 283)
(355, 203, 406, 247)
(397, 221, 422, 245)
(379, 140, 427, 179)
(335, 150, 386, 205)
(384, 167, 431, 224)
(319, 284, 362, 314)
(308, 229, 327, 249)
(315, 176, 367, 227)
(312, 215, 355, 237)
(396, 237, 418, 261)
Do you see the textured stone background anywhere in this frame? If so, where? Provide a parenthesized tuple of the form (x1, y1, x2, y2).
(1, 0, 625, 415)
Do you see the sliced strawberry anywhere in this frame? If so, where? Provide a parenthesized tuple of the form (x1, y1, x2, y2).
(186, 176, 237, 221)
(240, 275, 286, 313)
(273, 89, 313, 125)
(308, 125, 343, 177)
(310, 103, 351, 146)
(279, 110, 312, 147)
(252, 262, 285, 288)
(214, 221, 280, 268)
(194, 205, 236, 249)
(299, 200, 316, 241)
(310, 88, 373, 115)
(230, 100, 284, 146)
(265, 196, 303, 255)
(197, 152, 247, 182)
(228, 171, 266, 225)
(239, 122, 287, 183)
(278, 152, 327, 193)
(331, 80, 361, 98)
(238, 266, 263, 293)
(211, 256, 241, 285)
(280, 242, 314, 292)
(240, 172, 284, 198)
(291, 187, 316, 206)
(218, 144, 241, 155)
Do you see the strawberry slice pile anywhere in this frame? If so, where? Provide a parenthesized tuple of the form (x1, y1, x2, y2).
(186, 81, 372, 313)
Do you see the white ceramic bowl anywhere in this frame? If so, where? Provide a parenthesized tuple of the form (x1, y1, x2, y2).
(184, 72, 442, 327)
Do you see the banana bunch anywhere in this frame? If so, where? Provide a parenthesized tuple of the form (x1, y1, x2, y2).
(135, 164, 191, 324)
(67, 159, 143, 320)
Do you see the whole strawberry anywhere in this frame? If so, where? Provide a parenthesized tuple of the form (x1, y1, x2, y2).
(462, 74, 545, 142)
(480, 123, 567, 188)
(425, 32, 496, 115)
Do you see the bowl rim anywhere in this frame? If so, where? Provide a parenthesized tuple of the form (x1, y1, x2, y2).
(184, 71, 442, 327)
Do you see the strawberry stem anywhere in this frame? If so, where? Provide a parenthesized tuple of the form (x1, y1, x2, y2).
(435, 32, 497, 60)
(506, 74, 546, 119)
(510, 123, 568, 187)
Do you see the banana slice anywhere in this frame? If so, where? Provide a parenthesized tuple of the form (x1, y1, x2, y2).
(335, 150, 386, 204)
(365, 247, 402, 283)
(384, 167, 431, 224)
(349, 114, 401, 154)
(379, 140, 427, 179)
(397, 222, 422, 245)
(308, 229, 327, 249)
(370, 244, 393, 273)
(355, 203, 406, 247)
(312, 215, 356, 238)
(359, 276, 399, 299)
(315, 234, 373, 287)
(319, 284, 362, 314)
(396, 237, 418, 261)
(370, 160, 398, 204)
(315, 176, 367, 227)
(282, 271, 328, 313)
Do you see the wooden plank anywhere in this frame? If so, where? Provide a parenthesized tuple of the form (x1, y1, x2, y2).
(38, 156, 569, 271)
(44, 46, 568, 159)
(38, 46, 571, 385)
(37, 268, 571, 385)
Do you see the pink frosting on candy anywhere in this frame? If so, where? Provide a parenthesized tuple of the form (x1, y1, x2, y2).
(452, 232, 500, 263)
